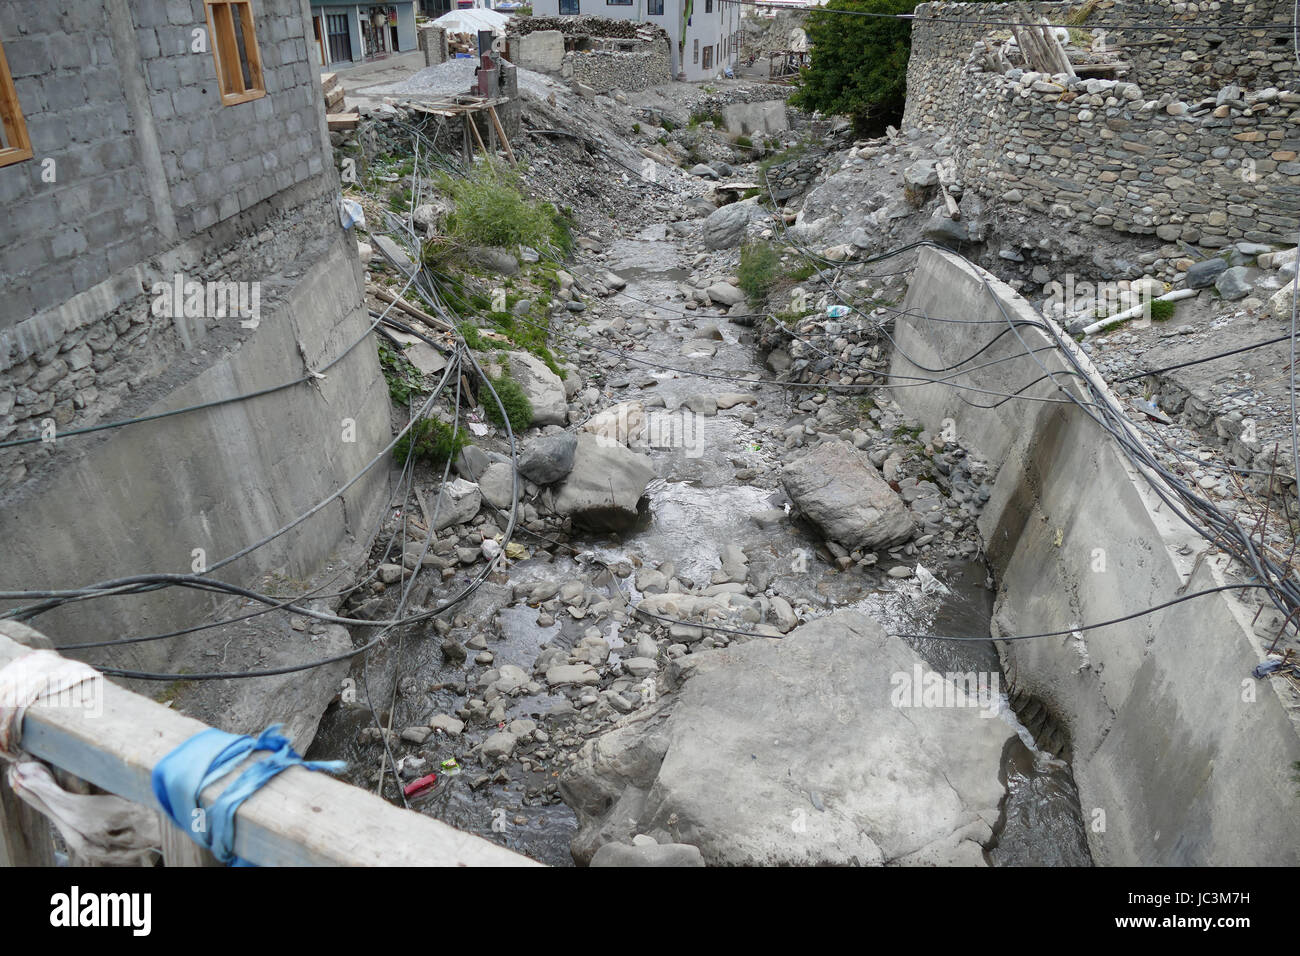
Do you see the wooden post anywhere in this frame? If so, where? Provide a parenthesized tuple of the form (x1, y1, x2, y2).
(488, 106, 517, 167)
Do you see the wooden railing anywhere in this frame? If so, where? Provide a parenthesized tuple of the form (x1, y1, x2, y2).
(0, 623, 537, 867)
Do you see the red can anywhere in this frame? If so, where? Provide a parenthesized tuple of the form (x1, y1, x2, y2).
(403, 773, 438, 797)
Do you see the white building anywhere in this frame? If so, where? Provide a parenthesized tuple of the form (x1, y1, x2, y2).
(526, 0, 740, 82)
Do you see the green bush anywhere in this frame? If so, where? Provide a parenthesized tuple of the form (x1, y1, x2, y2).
(437, 162, 571, 255)
(377, 341, 426, 406)
(1149, 299, 1175, 321)
(786, 261, 818, 282)
(394, 418, 466, 467)
(482, 371, 533, 432)
(738, 241, 780, 303)
(734, 135, 753, 148)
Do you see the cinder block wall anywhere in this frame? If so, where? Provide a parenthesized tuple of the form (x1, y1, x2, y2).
(0, 0, 391, 675)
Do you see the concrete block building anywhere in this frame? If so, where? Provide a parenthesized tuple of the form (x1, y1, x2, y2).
(308, 0, 417, 67)
(0, 0, 389, 687)
(526, 1, 739, 81)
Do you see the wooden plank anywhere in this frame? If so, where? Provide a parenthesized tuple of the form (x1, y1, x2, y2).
(320, 72, 339, 92)
(327, 112, 360, 130)
(368, 284, 455, 334)
(467, 114, 488, 156)
(0, 631, 538, 867)
(487, 106, 517, 167)
(325, 85, 346, 110)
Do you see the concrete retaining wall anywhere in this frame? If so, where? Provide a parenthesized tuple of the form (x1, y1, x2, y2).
(0, 231, 391, 677)
(888, 246, 1300, 865)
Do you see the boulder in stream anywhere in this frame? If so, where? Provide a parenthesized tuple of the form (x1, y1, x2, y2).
(552, 433, 654, 532)
(561, 609, 1011, 866)
(781, 440, 913, 550)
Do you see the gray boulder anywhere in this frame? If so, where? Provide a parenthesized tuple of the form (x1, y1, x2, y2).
(433, 478, 482, 531)
(553, 433, 654, 532)
(477, 461, 518, 510)
(1185, 257, 1229, 289)
(702, 201, 761, 250)
(492, 352, 567, 427)
(466, 246, 520, 277)
(518, 432, 578, 485)
(1214, 266, 1252, 301)
(561, 610, 1011, 866)
(705, 282, 745, 306)
(590, 843, 705, 867)
(922, 209, 971, 248)
(782, 441, 913, 550)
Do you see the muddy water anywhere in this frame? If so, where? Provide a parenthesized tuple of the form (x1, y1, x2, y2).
(310, 224, 1091, 867)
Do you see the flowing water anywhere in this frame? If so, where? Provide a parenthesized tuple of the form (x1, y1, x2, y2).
(310, 223, 1091, 867)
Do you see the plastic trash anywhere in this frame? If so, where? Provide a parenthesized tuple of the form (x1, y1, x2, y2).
(915, 564, 950, 596)
(339, 197, 366, 231)
(403, 773, 438, 797)
(826, 305, 850, 318)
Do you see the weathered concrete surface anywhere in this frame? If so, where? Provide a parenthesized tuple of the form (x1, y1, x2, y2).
(0, 234, 390, 741)
(561, 609, 1012, 866)
(721, 100, 788, 136)
(888, 246, 1300, 866)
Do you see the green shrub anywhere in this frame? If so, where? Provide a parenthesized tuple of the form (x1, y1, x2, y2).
(786, 261, 818, 282)
(689, 110, 725, 128)
(377, 341, 426, 405)
(1149, 299, 1175, 321)
(738, 241, 780, 303)
(482, 371, 533, 432)
(394, 418, 466, 466)
(734, 135, 753, 148)
(632, 122, 641, 133)
(437, 162, 571, 255)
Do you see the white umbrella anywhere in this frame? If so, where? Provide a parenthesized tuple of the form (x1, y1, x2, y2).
(432, 9, 510, 35)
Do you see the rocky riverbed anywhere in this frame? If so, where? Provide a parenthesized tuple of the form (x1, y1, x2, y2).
(308, 190, 1092, 865)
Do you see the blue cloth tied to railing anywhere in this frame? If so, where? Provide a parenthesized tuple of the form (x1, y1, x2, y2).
(151, 725, 346, 866)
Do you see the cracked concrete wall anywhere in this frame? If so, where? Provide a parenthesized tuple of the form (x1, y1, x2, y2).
(888, 247, 1300, 865)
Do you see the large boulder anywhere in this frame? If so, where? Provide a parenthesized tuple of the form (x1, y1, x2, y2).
(517, 432, 578, 485)
(477, 461, 517, 510)
(782, 441, 913, 550)
(552, 434, 654, 531)
(1185, 257, 1229, 289)
(701, 201, 762, 250)
(561, 610, 1012, 866)
(433, 477, 482, 531)
(493, 352, 567, 427)
(580, 401, 647, 448)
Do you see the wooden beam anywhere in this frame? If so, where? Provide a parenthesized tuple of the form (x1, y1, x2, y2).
(0, 630, 538, 867)
(367, 284, 455, 335)
(327, 112, 360, 130)
(487, 106, 517, 167)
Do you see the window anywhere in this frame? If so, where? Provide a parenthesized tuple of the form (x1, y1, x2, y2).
(0, 37, 32, 167)
(705, 0, 712, 11)
(647, 0, 663, 12)
(607, 0, 632, 5)
(702, 44, 712, 71)
(693, 38, 698, 64)
(204, 1, 265, 106)
(559, 0, 579, 13)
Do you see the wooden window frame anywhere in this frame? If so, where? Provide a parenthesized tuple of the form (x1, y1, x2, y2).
(0, 36, 33, 168)
(204, 0, 266, 106)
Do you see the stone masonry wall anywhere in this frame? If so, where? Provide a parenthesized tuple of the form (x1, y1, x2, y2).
(563, 43, 672, 93)
(904, 0, 1298, 130)
(902, 0, 1300, 246)
(955, 71, 1300, 245)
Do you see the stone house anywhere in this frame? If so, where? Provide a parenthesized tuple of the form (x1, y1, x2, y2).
(526, 0, 740, 81)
